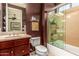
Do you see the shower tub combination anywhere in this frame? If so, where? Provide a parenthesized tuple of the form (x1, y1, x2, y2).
(47, 3, 79, 56)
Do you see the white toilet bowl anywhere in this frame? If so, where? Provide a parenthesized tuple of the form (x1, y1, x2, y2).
(30, 37, 48, 56)
(35, 45, 48, 56)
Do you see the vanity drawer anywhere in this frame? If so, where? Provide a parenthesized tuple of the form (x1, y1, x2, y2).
(0, 40, 14, 49)
(14, 38, 29, 46)
(0, 48, 14, 56)
(14, 45, 29, 56)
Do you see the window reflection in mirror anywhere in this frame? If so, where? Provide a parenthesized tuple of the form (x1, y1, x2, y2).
(1, 3, 26, 33)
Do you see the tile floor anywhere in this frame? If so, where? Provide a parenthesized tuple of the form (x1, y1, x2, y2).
(30, 51, 51, 56)
(30, 51, 36, 56)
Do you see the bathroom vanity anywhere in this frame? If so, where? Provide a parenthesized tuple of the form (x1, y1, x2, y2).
(0, 34, 31, 56)
(0, 3, 30, 56)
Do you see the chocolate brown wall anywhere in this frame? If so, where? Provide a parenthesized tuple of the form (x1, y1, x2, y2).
(25, 3, 59, 45)
(26, 3, 42, 37)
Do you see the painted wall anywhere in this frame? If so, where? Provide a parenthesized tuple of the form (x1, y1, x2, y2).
(65, 6, 79, 47)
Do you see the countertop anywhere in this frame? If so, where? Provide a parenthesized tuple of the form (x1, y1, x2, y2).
(0, 34, 31, 42)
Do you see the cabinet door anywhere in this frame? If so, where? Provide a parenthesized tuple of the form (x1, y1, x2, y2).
(14, 45, 29, 56)
(0, 48, 14, 56)
(14, 38, 29, 46)
(0, 40, 14, 49)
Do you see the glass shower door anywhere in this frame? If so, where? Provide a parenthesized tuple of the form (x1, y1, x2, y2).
(47, 11, 65, 49)
(47, 3, 79, 55)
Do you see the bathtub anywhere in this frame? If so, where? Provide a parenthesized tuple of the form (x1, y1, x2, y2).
(47, 43, 79, 56)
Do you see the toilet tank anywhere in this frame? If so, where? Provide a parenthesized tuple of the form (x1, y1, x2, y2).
(30, 37, 40, 46)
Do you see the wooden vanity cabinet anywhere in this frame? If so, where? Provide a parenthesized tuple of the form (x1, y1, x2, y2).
(0, 48, 14, 56)
(14, 45, 29, 56)
(14, 38, 29, 46)
(0, 37, 30, 56)
(0, 40, 14, 49)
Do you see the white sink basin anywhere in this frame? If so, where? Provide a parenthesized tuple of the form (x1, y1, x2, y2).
(0, 33, 31, 37)
(0, 34, 31, 41)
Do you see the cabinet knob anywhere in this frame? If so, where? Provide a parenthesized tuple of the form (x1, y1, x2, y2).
(11, 51, 13, 53)
(22, 50, 25, 53)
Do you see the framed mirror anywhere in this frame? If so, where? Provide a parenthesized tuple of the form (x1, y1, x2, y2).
(7, 6, 22, 31)
(1, 3, 26, 32)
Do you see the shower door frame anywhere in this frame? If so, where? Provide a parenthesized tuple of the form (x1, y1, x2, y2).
(46, 3, 79, 56)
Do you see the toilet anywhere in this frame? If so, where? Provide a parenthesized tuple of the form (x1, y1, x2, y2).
(30, 37, 48, 56)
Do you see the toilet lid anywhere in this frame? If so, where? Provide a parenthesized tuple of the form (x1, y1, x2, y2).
(35, 45, 47, 53)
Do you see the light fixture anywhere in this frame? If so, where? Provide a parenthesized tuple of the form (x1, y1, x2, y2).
(31, 16, 37, 21)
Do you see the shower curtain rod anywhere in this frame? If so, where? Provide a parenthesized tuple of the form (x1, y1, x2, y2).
(45, 3, 68, 12)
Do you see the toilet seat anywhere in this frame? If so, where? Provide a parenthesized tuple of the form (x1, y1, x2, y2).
(30, 37, 48, 56)
(35, 45, 48, 56)
(35, 45, 47, 53)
